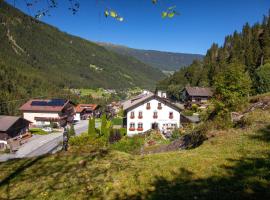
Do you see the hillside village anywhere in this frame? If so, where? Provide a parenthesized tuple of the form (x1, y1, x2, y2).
(1, 1, 270, 200)
(0, 87, 211, 153)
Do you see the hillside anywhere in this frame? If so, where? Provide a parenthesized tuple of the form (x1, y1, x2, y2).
(1, 101, 269, 199)
(99, 42, 204, 71)
(0, 2, 164, 91)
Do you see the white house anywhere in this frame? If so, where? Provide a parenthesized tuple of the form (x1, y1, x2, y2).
(19, 99, 75, 127)
(123, 92, 181, 136)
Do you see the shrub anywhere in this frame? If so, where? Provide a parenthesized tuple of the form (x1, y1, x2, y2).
(182, 110, 194, 116)
(88, 117, 96, 136)
(119, 128, 127, 136)
(50, 122, 58, 129)
(29, 128, 48, 135)
(110, 135, 144, 154)
(171, 129, 181, 141)
(68, 124, 76, 137)
(191, 104, 199, 112)
(109, 129, 122, 144)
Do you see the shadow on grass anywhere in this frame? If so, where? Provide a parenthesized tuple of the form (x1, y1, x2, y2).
(250, 124, 270, 143)
(116, 153, 270, 200)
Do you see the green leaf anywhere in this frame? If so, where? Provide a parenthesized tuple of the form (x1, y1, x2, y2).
(167, 6, 176, 10)
(168, 12, 175, 18)
(110, 11, 117, 18)
(162, 12, 167, 18)
(117, 17, 124, 22)
(104, 10, 109, 17)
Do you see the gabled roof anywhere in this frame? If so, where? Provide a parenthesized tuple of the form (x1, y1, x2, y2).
(0, 116, 31, 132)
(123, 93, 181, 112)
(123, 92, 155, 111)
(19, 99, 71, 112)
(75, 104, 99, 113)
(184, 86, 213, 97)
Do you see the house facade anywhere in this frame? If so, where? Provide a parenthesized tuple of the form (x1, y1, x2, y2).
(181, 86, 213, 104)
(74, 104, 101, 121)
(20, 99, 75, 127)
(0, 115, 31, 141)
(123, 93, 181, 136)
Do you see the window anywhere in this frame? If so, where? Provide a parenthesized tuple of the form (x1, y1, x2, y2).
(130, 111, 135, 119)
(137, 122, 143, 131)
(129, 123, 135, 131)
(157, 102, 162, 110)
(169, 112, 173, 119)
(153, 111, 158, 119)
(138, 111, 143, 119)
(146, 102, 151, 110)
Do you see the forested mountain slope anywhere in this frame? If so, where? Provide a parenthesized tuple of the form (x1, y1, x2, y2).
(99, 42, 204, 71)
(158, 14, 270, 99)
(0, 2, 164, 91)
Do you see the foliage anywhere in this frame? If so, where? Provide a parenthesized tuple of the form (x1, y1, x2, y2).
(256, 63, 270, 93)
(29, 128, 48, 135)
(88, 117, 96, 136)
(100, 114, 107, 135)
(171, 129, 181, 141)
(109, 129, 122, 144)
(213, 63, 252, 111)
(110, 135, 145, 154)
(68, 124, 76, 137)
(112, 117, 123, 126)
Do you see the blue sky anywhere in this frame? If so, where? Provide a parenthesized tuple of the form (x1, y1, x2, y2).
(7, 0, 270, 55)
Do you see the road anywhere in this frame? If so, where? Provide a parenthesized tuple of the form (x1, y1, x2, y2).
(0, 120, 89, 162)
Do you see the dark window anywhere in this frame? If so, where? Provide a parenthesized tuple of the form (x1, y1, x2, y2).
(130, 111, 135, 119)
(153, 111, 158, 118)
(146, 102, 151, 109)
(169, 112, 173, 119)
(138, 111, 143, 118)
(158, 102, 162, 109)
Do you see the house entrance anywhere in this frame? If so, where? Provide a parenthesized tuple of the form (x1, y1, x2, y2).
(151, 123, 159, 130)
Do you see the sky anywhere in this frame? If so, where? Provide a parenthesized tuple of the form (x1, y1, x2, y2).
(7, 0, 270, 55)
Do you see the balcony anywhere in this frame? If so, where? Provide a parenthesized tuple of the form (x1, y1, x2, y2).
(138, 115, 143, 119)
(130, 115, 135, 119)
(153, 115, 158, 119)
(129, 127, 135, 131)
(137, 128, 143, 131)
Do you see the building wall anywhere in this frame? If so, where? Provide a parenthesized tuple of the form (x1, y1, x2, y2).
(23, 112, 60, 126)
(126, 99, 181, 136)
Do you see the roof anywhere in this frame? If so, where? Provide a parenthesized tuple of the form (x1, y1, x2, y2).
(123, 92, 181, 112)
(0, 116, 30, 132)
(181, 115, 200, 123)
(184, 86, 213, 97)
(19, 99, 70, 112)
(123, 92, 155, 111)
(75, 104, 99, 113)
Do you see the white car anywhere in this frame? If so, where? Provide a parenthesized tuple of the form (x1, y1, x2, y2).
(42, 127, 53, 132)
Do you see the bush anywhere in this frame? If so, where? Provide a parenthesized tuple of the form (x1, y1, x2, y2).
(109, 129, 122, 144)
(112, 117, 123, 126)
(191, 104, 199, 112)
(119, 128, 127, 136)
(88, 117, 96, 136)
(110, 135, 144, 154)
(182, 110, 194, 116)
(171, 129, 181, 141)
(68, 124, 76, 137)
(50, 122, 58, 129)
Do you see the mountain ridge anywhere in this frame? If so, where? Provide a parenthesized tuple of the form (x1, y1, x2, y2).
(98, 42, 204, 71)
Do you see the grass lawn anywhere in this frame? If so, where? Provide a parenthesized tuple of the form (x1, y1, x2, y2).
(78, 88, 111, 99)
(0, 109, 270, 199)
(29, 128, 49, 135)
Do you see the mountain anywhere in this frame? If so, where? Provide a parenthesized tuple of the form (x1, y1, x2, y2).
(0, 2, 165, 91)
(98, 42, 204, 71)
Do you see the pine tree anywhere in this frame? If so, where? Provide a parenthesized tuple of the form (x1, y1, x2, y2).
(88, 117, 96, 136)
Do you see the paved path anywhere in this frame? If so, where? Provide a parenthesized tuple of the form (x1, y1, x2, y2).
(0, 120, 89, 162)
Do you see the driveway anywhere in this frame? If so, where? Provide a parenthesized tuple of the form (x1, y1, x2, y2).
(0, 120, 89, 162)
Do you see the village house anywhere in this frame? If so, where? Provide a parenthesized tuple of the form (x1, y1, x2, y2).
(19, 99, 75, 127)
(181, 86, 213, 105)
(123, 92, 181, 136)
(0, 115, 31, 149)
(74, 104, 101, 121)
